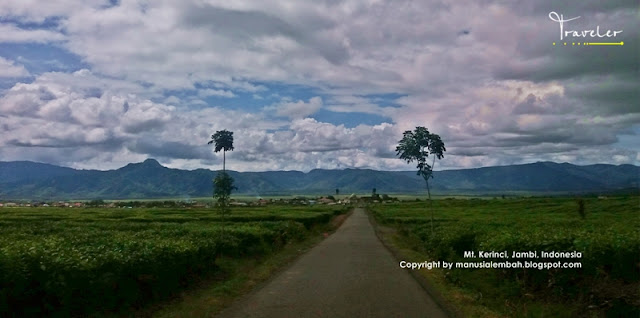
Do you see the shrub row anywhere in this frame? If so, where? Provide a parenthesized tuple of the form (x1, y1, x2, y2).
(0, 221, 308, 317)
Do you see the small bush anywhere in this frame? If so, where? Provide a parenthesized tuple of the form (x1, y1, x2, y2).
(577, 198, 586, 219)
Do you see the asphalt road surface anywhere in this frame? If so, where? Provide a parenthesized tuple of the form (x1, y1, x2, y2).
(216, 208, 448, 318)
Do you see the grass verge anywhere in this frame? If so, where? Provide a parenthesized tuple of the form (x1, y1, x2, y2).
(366, 208, 503, 318)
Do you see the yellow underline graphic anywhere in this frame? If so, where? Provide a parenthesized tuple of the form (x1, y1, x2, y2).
(553, 41, 624, 46)
(587, 41, 624, 45)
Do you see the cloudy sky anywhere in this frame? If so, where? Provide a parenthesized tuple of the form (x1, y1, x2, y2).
(0, 0, 637, 172)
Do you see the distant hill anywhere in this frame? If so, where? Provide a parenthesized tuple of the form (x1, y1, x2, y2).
(0, 159, 637, 200)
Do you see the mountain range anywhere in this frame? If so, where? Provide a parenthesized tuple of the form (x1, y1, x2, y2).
(0, 159, 638, 200)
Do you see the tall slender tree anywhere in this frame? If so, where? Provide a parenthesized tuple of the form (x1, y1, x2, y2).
(208, 130, 234, 172)
(396, 126, 446, 234)
(209, 130, 235, 238)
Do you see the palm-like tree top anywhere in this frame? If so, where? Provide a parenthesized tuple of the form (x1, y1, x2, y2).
(208, 130, 234, 153)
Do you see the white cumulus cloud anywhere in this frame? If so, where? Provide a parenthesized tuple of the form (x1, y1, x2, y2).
(0, 56, 30, 77)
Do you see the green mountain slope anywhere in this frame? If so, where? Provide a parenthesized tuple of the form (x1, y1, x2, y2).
(0, 159, 637, 199)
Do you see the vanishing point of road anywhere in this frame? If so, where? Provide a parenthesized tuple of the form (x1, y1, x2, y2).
(216, 208, 448, 318)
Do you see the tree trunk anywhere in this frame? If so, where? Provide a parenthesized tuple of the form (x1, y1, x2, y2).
(426, 180, 433, 235)
(427, 154, 436, 235)
(221, 204, 226, 240)
(221, 151, 227, 240)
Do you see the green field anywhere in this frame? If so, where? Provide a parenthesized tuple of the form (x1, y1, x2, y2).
(370, 196, 639, 317)
(0, 205, 349, 317)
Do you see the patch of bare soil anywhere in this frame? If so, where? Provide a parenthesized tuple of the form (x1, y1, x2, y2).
(328, 209, 353, 232)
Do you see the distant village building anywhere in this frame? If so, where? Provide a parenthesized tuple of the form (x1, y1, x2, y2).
(318, 197, 334, 204)
(192, 202, 206, 208)
(340, 194, 358, 204)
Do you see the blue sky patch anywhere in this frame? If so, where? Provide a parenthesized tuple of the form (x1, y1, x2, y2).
(312, 109, 392, 127)
(0, 43, 88, 75)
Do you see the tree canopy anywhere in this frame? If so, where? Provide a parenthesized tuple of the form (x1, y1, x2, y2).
(396, 126, 446, 183)
(208, 130, 234, 153)
(213, 172, 236, 204)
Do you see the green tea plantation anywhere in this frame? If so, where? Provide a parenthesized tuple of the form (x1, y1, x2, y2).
(0, 205, 348, 317)
(370, 195, 639, 317)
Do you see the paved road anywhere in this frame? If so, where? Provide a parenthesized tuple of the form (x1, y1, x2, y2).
(216, 208, 448, 318)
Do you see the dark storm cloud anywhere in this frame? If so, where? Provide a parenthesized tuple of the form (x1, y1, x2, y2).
(564, 76, 640, 115)
(494, 44, 639, 83)
(507, 0, 638, 16)
(512, 94, 549, 115)
(122, 118, 169, 134)
(448, 149, 488, 157)
(499, 122, 621, 147)
(180, 4, 349, 65)
(494, 2, 638, 90)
